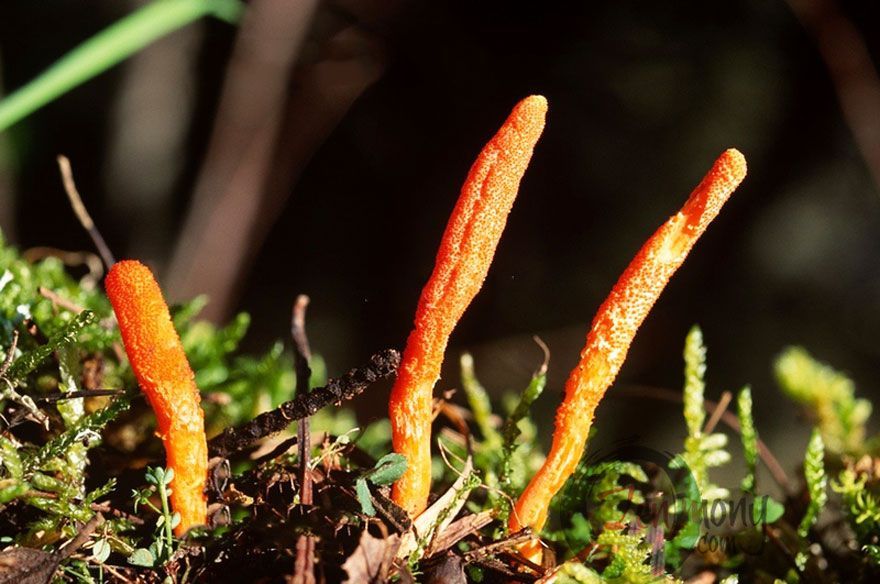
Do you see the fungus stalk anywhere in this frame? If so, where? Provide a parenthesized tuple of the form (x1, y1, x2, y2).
(105, 260, 208, 535)
(509, 149, 748, 556)
(390, 95, 548, 516)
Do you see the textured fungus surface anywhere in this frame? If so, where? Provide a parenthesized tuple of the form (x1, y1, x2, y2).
(390, 95, 548, 516)
(105, 259, 208, 535)
(510, 149, 747, 556)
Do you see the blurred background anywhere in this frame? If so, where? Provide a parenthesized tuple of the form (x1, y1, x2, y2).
(1, 0, 879, 489)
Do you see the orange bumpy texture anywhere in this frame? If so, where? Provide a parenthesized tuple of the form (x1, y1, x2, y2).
(105, 260, 208, 535)
(509, 149, 747, 556)
(390, 96, 548, 516)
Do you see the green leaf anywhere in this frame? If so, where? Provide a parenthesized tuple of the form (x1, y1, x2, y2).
(753, 496, 785, 525)
(0, 482, 29, 504)
(831, 468, 880, 543)
(128, 548, 155, 567)
(92, 539, 111, 564)
(676, 327, 730, 511)
(863, 545, 880, 566)
(355, 478, 375, 516)
(366, 453, 408, 486)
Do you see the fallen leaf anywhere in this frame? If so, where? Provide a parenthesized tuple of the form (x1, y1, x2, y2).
(342, 529, 401, 583)
(424, 553, 466, 584)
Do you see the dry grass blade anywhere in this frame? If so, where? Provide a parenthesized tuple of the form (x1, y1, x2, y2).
(397, 454, 474, 559)
(426, 510, 494, 557)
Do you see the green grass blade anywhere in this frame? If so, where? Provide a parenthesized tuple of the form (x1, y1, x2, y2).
(0, 0, 245, 133)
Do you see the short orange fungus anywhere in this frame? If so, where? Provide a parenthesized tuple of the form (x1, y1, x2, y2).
(509, 149, 747, 556)
(105, 260, 208, 535)
(390, 95, 548, 516)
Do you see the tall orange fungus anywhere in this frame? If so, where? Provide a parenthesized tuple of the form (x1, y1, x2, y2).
(105, 259, 208, 535)
(390, 96, 548, 516)
(510, 149, 747, 558)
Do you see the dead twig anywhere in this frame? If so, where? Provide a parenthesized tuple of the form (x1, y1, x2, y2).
(292, 295, 314, 506)
(37, 286, 86, 314)
(291, 294, 315, 584)
(208, 348, 400, 458)
(703, 390, 732, 434)
(56, 155, 115, 269)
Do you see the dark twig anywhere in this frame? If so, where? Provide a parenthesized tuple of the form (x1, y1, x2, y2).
(56, 512, 103, 560)
(616, 384, 792, 494)
(291, 295, 315, 584)
(764, 524, 803, 576)
(89, 502, 144, 526)
(208, 348, 400, 458)
(703, 390, 732, 434)
(291, 295, 313, 505)
(464, 528, 536, 563)
(56, 155, 116, 269)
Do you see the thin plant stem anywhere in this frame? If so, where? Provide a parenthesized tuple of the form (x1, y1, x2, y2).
(0, 0, 244, 133)
(158, 477, 174, 559)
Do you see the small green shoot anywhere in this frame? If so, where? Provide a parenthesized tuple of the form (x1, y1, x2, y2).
(129, 466, 179, 567)
(355, 454, 408, 516)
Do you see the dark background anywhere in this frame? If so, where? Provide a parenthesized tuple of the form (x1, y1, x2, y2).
(2, 0, 879, 486)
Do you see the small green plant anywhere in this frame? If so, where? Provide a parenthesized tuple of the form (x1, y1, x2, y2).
(673, 326, 731, 503)
(737, 386, 759, 494)
(775, 347, 872, 455)
(129, 466, 180, 567)
(832, 466, 880, 567)
(355, 453, 408, 516)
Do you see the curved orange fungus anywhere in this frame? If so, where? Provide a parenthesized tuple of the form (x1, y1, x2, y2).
(105, 260, 208, 535)
(509, 149, 747, 558)
(390, 95, 548, 516)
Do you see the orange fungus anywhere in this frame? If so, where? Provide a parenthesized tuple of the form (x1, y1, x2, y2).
(390, 96, 548, 516)
(509, 149, 747, 557)
(105, 260, 208, 535)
